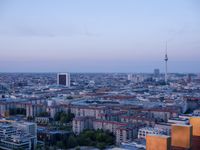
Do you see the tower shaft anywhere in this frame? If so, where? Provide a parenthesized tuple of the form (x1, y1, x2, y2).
(164, 42, 168, 83)
(165, 60, 168, 83)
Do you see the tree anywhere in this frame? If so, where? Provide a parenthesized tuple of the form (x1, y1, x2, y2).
(54, 112, 61, 121)
(54, 111, 75, 123)
(36, 144, 43, 150)
(67, 135, 78, 148)
(56, 141, 64, 149)
(75, 147, 80, 150)
(9, 108, 26, 115)
(96, 143, 106, 150)
(76, 129, 115, 148)
(96, 132, 106, 143)
(60, 115, 68, 123)
(84, 130, 96, 141)
(105, 135, 114, 145)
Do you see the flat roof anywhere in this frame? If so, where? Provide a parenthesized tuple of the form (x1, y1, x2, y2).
(147, 134, 170, 138)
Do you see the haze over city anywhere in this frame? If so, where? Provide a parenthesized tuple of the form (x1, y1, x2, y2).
(1, 1, 200, 150)
(0, 0, 200, 72)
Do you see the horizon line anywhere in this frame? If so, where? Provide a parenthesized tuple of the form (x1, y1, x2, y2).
(0, 71, 199, 74)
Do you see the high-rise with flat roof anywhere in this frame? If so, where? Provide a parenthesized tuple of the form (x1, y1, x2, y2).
(57, 73, 70, 87)
(154, 69, 160, 77)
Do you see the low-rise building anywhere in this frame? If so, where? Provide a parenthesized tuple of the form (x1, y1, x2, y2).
(168, 117, 189, 125)
(72, 116, 94, 134)
(0, 121, 37, 150)
(35, 117, 50, 125)
(193, 109, 200, 116)
(138, 127, 165, 139)
(154, 123, 172, 135)
(93, 120, 127, 135)
(116, 124, 138, 145)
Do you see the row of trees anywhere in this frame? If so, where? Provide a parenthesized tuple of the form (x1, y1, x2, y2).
(9, 108, 26, 115)
(54, 129, 115, 150)
(54, 110, 75, 123)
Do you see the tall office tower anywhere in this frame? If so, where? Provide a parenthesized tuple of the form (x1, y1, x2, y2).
(57, 73, 70, 87)
(198, 74, 200, 79)
(164, 43, 168, 83)
(127, 74, 133, 81)
(154, 69, 160, 77)
(186, 74, 192, 83)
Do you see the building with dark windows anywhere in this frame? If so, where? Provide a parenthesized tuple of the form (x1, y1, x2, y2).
(57, 73, 70, 87)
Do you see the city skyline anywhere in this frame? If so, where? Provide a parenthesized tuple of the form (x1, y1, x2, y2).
(0, 0, 200, 73)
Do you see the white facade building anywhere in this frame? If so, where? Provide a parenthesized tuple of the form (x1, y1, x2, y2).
(127, 74, 144, 83)
(138, 127, 165, 139)
(0, 122, 37, 150)
(57, 73, 70, 87)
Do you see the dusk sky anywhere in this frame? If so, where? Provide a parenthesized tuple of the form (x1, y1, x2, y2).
(0, 0, 200, 73)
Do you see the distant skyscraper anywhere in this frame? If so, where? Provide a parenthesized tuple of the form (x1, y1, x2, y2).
(154, 69, 160, 77)
(127, 74, 133, 81)
(57, 73, 70, 87)
(164, 42, 168, 83)
(198, 74, 200, 79)
(186, 74, 192, 83)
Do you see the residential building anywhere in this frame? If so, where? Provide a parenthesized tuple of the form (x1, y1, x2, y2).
(0, 122, 37, 150)
(138, 127, 165, 139)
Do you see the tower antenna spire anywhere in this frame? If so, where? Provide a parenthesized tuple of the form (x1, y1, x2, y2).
(164, 41, 168, 84)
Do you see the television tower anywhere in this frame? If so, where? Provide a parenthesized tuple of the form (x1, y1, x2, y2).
(164, 42, 168, 83)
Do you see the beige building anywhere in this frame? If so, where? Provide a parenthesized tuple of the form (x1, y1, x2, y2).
(116, 125, 138, 144)
(120, 115, 155, 126)
(72, 116, 139, 144)
(72, 116, 94, 134)
(93, 120, 127, 134)
(143, 108, 179, 122)
(70, 105, 107, 119)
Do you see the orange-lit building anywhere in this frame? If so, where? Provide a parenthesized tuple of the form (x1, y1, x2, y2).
(146, 134, 171, 150)
(171, 124, 192, 150)
(190, 117, 200, 150)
